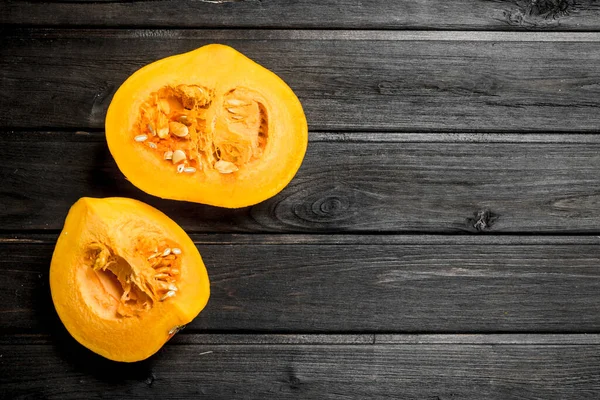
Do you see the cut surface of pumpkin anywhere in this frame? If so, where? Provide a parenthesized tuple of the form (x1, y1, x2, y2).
(50, 197, 210, 362)
(106, 44, 308, 208)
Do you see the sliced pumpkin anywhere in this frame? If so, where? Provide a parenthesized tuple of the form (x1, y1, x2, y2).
(105, 44, 308, 208)
(50, 197, 210, 362)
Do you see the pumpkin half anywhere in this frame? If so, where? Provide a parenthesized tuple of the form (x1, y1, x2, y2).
(105, 44, 308, 208)
(50, 197, 210, 362)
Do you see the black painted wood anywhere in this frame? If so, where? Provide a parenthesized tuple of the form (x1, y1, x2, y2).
(2, 0, 600, 30)
(3, 10, 600, 396)
(2, 334, 600, 399)
(3, 30, 600, 131)
(4, 235, 600, 333)
(2, 131, 600, 233)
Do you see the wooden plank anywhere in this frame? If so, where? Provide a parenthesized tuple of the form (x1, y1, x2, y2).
(3, 236, 600, 333)
(2, 131, 600, 233)
(2, 334, 600, 399)
(4, 29, 600, 131)
(2, 0, 600, 30)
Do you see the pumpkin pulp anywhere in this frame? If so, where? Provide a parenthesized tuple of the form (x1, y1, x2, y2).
(135, 85, 269, 175)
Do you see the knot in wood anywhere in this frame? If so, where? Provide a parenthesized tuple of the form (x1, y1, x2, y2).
(316, 196, 346, 215)
(289, 185, 360, 226)
(311, 195, 349, 218)
(469, 210, 498, 232)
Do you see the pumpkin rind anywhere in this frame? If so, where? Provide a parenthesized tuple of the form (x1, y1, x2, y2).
(50, 197, 210, 362)
(105, 44, 308, 208)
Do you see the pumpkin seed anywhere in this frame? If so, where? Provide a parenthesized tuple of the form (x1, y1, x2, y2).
(169, 121, 189, 138)
(214, 160, 239, 174)
(172, 149, 186, 164)
(147, 124, 156, 136)
(148, 142, 157, 149)
(183, 167, 196, 174)
(158, 99, 171, 114)
(168, 325, 186, 335)
(157, 126, 169, 139)
(162, 248, 171, 257)
(154, 266, 172, 274)
(164, 150, 173, 160)
(225, 99, 250, 107)
(157, 113, 170, 139)
(176, 164, 185, 173)
(172, 248, 182, 255)
(160, 291, 176, 301)
(134, 134, 148, 142)
(168, 284, 178, 292)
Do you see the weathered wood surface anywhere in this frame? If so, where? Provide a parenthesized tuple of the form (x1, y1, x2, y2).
(2, 131, 600, 233)
(3, 6, 600, 397)
(4, 30, 600, 132)
(2, 334, 600, 399)
(2, 0, 600, 30)
(3, 235, 600, 333)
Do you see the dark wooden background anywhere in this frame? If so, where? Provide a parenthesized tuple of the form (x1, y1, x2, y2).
(2, 1, 600, 398)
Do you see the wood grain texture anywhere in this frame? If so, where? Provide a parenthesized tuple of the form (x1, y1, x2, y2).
(2, 0, 600, 30)
(2, 131, 600, 233)
(2, 334, 600, 399)
(3, 235, 600, 333)
(3, 29, 600, 131)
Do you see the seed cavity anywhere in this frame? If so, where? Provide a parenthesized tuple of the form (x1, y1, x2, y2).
(135, 86, 269, 174)
(85, 239, 183, 318)
(135, 134, 148, 142)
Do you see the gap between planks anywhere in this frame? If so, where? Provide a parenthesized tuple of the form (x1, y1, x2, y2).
(5, 29, 600, 42)
(4, 131, 600, 144)
(3, 234, 600, 245)
(4, 333, 600, 346)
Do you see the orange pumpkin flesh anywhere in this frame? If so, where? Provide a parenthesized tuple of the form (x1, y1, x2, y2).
(106, 44, 308, 208)
(50, 197, 210, 362)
